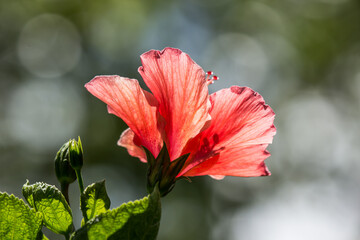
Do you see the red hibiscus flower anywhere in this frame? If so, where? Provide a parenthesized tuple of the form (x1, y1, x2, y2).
(85, 48, 276, 183)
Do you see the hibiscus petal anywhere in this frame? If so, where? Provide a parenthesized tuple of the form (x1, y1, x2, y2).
(138, 48, 211, 160)
(209, 175, 225, 180)
(117, 128, 146, 162)
(85, 75, 163, 159)
(182, 86, 276, 177)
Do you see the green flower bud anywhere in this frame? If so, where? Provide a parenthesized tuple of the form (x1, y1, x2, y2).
(55, 142, 77, 185)
(68, 137, 83, 170)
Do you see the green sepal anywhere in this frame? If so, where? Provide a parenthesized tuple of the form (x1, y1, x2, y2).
(144, 146, 166, 194)
(145, 143, 190, 197)
(156, 142, 171, 174)
(144, 146, 157, 193)
(159, 153, 190, 197)
(0, 192, 43, 240)
(81, 180, 111, 223)
(22, 181, 73, 235)
(71, 185, 161, 240)
(144, 146, 156, 169)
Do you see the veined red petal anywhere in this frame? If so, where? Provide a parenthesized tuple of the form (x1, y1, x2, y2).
(117, 128, 146, 162)
(85, 75, 163, 159)
(181, 86, 276, 178)
(138, 48, 211, 160)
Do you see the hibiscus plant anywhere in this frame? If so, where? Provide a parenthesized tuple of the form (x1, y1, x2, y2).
(0, 48, 275, 240)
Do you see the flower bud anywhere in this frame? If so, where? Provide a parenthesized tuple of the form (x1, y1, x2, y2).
(69, 137, 83, 170)
(55, 142, 77, 185)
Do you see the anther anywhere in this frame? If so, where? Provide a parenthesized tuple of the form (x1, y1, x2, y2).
(206, 71, 219, 85)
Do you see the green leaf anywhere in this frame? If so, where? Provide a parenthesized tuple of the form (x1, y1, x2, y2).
(71, 186, 161, 240)
(81, 180, 111, 222)
(0, 192, 43, 240)
(22, 181, 73, 235)
(41, 234, 49, 240)
(36, 231, 49, 240)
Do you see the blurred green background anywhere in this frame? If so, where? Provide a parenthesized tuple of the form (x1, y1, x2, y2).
(1, 0, 360, 239)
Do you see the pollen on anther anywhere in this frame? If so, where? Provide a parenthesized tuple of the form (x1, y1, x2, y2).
(205, 70, 219, 85)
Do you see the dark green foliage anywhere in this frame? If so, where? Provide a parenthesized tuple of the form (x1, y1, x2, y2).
(71, 186, 161, 240)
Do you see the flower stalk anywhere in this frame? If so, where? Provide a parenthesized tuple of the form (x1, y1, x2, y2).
(60, 182, 70, 206)
(68, 137, 88, 222)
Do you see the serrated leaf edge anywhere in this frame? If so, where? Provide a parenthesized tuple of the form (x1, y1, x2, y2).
(0, 192, 43, 239)
(81, 180, 111, 222)
(22, 181, 73, 235)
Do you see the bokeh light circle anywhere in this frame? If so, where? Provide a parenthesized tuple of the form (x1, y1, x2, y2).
(6, 79, 85, 153)
(273, 91, 354, 179)
(17, 14, 81, 78)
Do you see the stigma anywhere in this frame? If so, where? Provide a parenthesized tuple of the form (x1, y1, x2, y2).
(205, 71, 219, 85)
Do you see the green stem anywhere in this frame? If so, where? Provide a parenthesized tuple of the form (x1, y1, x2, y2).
(62, 182, 76, 236)
(61, 183, 76, 237)
(61, 182, 70, 206)
(75, 169, 85, 194)
(75, 169, 88, 222)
